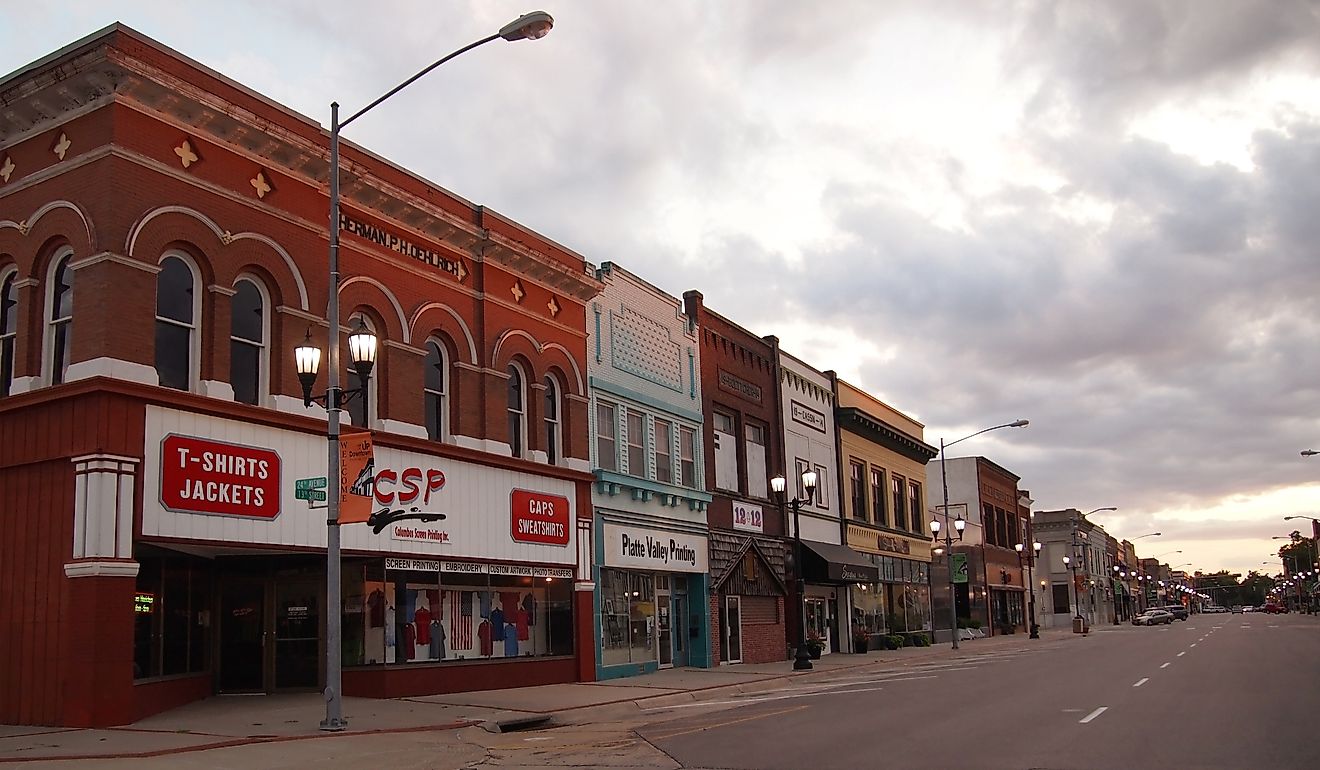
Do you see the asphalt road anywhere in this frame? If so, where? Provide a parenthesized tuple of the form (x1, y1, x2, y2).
(636, 613, 1320, 770)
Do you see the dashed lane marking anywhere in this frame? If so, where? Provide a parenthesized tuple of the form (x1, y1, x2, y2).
(1178, 652, 1186, 657)
(1133, 678, 1149, 687)
(1160, 663, 1171, 669)
(1079, 707, 1109, 724)
(1191, 643, 1198, 648)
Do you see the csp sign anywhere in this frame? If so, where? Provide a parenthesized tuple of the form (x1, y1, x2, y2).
(951, 553, 969, 584)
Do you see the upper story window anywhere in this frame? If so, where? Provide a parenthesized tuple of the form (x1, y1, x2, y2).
(154, 255, 198, 391)
(506, 363, 526, 458)
(870, 466, 887, 527)
(654, 418, 673, 483)
(423, 340, 448, 441)
(46, 250, 74, 385)
(908, 481, 922, 532)
(849, 460, 867, 521)
(230, 278, 267, 405)
(745, 422, 768, 499)
(543, 375, 561, 465)
(626, 410, 645, 476)
(679, 425, 697, 487)
(712, 410, 737, 492)
(596, 401, 618, 471)
(892, 474, 907, 531)
(813, 463, 828, 508)
(345, 313, 376, 429)
(0, 270, 17, 397)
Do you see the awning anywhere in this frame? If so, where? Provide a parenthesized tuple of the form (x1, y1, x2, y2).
(799, 540, 880, 584)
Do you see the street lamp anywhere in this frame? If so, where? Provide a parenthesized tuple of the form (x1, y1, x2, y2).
(936, 419, 1028, 649)
(773, 469, 819, 671)
(1016, 541, 1042, 638)
(297, 10, 554, 731)
(1063, 554, 1082, 622)
(929, 514, 966, 647)
(1301, 450, 1318, 457)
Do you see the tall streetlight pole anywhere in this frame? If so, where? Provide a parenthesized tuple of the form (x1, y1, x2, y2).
(934, 419, 1029, 649)
(773, 470, 819, 671)
(295, 11, 554, 731)
(1063, 555, 1080, 624)
(1015, 541, 1041, 638)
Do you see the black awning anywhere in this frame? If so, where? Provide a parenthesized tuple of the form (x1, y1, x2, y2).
(800, 540, 880, 583)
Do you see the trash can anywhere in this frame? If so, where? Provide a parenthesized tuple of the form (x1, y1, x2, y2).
(1072, 616, 1086, 634)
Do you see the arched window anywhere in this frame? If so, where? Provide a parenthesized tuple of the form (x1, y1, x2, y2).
(543, 375, 561, 464)
(154, 255, 197, 391)
(507, 363, 526, 458)
(46, 251, 75, 385)
(230, 278, 267, 405)
(423, 340, 448, 441)
(0, 270, 17, 397)
(345, 313, 375, 428)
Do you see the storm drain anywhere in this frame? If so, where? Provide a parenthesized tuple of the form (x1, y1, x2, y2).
(481, 714, 554, 733)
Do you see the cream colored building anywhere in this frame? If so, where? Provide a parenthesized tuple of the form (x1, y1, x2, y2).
(834, 380, 938, 649)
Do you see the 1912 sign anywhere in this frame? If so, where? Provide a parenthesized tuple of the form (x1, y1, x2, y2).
(732, 501, 764, 533)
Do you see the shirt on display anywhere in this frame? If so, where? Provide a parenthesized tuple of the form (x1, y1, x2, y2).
(415, 606, 432, 645)
(478, 619, 493, 657)
(368, 590, 384, 628)
(503, 622, 518, 657)
(430, 620, 445, 659)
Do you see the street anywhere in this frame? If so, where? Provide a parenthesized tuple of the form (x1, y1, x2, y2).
(18, 613, 1315, 769)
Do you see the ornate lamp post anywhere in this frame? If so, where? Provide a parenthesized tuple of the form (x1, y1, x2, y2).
(1015, 540, 1041, 638)
(935, 419, 1028, 649)
(772, 469, 819, 671)
(295, 10, 554, 731)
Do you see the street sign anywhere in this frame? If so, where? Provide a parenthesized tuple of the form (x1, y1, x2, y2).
(951, 553, 969, 584)
(295, 476, 327, 491)
(295, 488, 327, 502)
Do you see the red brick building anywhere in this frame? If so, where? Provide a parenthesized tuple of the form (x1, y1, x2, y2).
(682, 291, 788, 665)
(0, 25, 602, 727)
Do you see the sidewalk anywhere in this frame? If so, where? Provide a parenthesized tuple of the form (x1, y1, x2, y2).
(0, 628, 1068, 764)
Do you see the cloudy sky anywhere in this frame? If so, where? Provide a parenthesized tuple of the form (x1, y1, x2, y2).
(5, 1, 1319, 579)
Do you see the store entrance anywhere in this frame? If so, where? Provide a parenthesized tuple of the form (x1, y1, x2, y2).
(218, 567, 323, 694)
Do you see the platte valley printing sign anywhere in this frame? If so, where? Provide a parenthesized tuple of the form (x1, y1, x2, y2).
(602, 523, 708, 573)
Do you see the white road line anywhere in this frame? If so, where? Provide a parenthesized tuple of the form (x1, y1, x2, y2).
(1160, 662, 1171, 669)
(1079, 707, 1109, 724)
(1190, 643, 1198, 648)
(1133, 678, 1149, 687)
(1178, 652, 1186, 657)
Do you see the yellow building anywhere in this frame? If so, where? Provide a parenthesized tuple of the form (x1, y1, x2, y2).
(835, 380, 938, 650)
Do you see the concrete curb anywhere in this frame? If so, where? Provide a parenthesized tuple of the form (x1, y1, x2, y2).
(0, 720, 481, 765)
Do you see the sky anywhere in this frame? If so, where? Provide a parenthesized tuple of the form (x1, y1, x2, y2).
(4, 0, 1319, 580)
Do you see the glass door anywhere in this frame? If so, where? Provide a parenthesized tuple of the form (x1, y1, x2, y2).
(219, 581, 265, 693)
(657, 591, 672, 668)
(671, 594, 688, 667)
(723, 595, 742, 663)
(274, 580, 320, 689)
(805, 597, 829, 654)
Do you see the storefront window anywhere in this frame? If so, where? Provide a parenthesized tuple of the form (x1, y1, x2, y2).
(133, 553, 212, 680)
(344, 559, 574, 666)
(851, 583, 886, 635)
(600, 568, 655, 666)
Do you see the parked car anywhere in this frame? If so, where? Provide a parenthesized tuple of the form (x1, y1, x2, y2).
(1133, 609, 1174, 626)
(1231, 605, 1244, 613)
(1162, 605, 1189, 621)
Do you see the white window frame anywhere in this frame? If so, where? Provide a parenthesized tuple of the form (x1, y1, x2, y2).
(713, 410, 738, 492)
(229, 275, 269, 406)
(625, 409, 646, 478)
(654, 417, 673, 484)
(423, 338, 449, 442)
(0, 267, 17, 397)
(345, 313, 377, 429)
(596, 400, 618, 471)
(679, 424, 697, 488)
(744, 421, 768, 499)
(506, 361, 527, 458)
(43, 248, 75, 386)
(154, 252, 201, 392)
(543, 374, 562, 465)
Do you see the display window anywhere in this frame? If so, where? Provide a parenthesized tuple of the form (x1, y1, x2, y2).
(850, 583, 887, 635)
(133, 550, 212, 680)
(599, 568, 655, 666)
(342, 558, 573, 666)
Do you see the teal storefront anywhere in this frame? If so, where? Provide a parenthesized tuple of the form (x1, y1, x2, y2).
(594, 516, 712, 679)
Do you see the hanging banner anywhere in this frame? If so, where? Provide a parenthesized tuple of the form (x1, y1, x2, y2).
(339, 431, 375, 524)
(951, 553, 969, 584)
